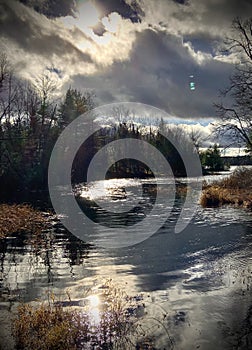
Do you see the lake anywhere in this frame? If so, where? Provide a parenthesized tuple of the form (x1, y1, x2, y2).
(1, 169, 252, 349)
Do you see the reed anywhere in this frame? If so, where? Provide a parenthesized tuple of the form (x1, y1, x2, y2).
(201, 167, 252, 208)
(12, 280, 160, 350)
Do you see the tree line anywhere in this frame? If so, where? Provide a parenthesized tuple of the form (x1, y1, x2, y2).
(0, 56, 196, 204)
(0, 57, 94, 202)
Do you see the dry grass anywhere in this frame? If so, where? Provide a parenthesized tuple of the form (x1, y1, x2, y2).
(201, 167, 252, 208)
(12, 280, 154, 350)
(0, 204, 48, 239)
(176, 183, 188, 197)
(13, 302, 87, 350)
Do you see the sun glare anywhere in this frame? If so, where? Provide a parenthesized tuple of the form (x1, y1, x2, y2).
(87, 294, 100, 308)
(78, 2, 100, 28)
(86, 294, 101, 325)
(102, 12, 120, 33)
(61, 1, 100, 36)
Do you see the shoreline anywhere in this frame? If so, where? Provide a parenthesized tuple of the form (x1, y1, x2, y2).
(201, 185, 252, 209)
(200, 167, 252, 209)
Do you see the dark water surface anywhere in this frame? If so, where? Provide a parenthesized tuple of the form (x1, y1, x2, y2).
(1, 174, 252, 349)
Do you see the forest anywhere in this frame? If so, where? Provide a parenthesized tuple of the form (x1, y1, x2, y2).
(0, 55, 203, 205)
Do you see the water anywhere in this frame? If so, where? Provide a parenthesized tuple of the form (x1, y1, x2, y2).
(1, 172, 252, 349)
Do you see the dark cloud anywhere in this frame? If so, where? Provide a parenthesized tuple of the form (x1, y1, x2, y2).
(205, 0, 252, 20)
(18, 0, 76, 18)
(92, 21, 106, 36)
(134, 0, 252, 40)
(183, 35, 217, 56)
(0, 1, 92, 65)
(0, 0, 248, 120)
(172, 0, 189, 4)
(46, 66, 62, 77)
(68, 29, 234, 119)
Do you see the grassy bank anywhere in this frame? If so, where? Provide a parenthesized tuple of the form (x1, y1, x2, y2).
(0, 204, 48, 239)
(201, 167, 252, 208)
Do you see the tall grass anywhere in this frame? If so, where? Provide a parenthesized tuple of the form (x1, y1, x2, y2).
(201, 167, 252, 208)
(12, 280, 160, 350)
(212, 167, 252, 189)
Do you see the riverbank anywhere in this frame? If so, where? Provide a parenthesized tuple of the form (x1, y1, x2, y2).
(201, 167, 252, 208)
(0, 204, 48, 239)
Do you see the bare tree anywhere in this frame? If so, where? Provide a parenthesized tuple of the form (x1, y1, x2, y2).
(215, 17, 252, 151)
(0, 52, 11, 89)
(0, 52, 16, 123)
(189, 126, 205, 151)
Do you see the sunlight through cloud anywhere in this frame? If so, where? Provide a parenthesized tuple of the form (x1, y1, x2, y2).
(75, 1, 100, 28)
(61, 1, 100, 33)
(102, 12, 120, 33)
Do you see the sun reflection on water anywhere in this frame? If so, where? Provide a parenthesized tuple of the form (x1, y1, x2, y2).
(86, 294, 101, 325)
(87, 294, 100, 308)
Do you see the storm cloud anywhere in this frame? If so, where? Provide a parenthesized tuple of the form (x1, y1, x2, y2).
(0, 0, 251, 118)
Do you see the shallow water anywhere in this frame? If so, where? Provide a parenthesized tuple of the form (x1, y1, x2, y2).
(1, 173, 252, 349)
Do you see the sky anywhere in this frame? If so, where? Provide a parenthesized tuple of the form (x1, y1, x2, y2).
(0, 0, 252, 144)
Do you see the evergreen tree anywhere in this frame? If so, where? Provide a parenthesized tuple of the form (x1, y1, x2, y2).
(200, 144, 224, 171)
(59, 88, 94, 129)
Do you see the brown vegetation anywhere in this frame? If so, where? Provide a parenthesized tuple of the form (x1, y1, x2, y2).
(0, 204, 48, 239)
(12, 280, 155, 350)
(200, 167, 252, 208)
